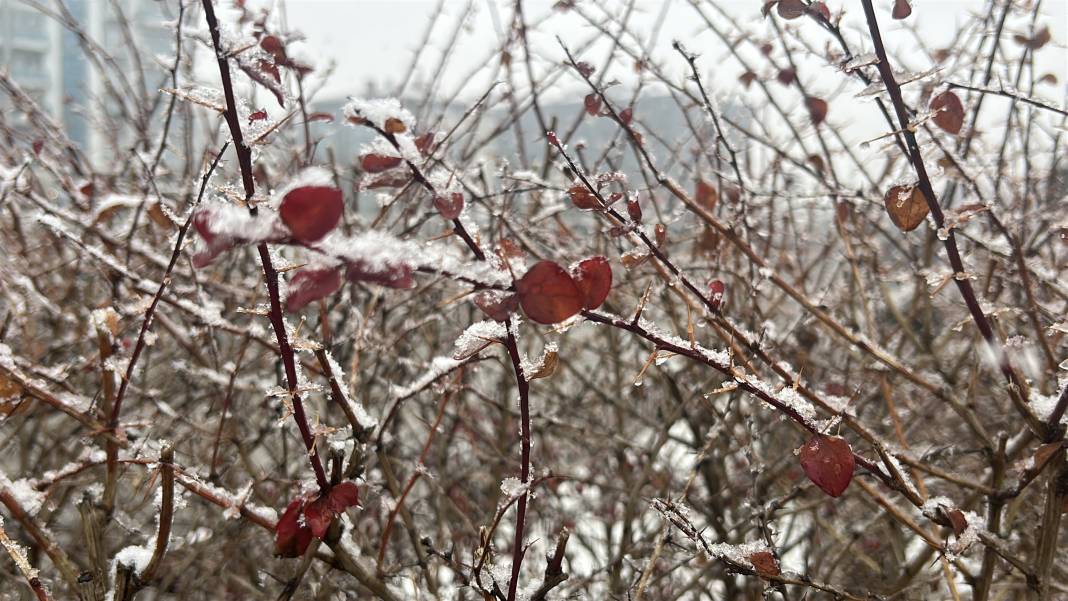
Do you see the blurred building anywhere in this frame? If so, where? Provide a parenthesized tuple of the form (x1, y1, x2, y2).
(0, 0, 64, 117)
(0, 0, 170, 158)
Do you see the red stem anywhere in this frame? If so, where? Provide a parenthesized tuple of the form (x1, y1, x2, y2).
(504, 326, 531, 601)
(200, 0, 327, 489)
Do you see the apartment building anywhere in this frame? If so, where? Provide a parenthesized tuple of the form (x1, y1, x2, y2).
(1, 0, 169, 158)
(0, 0, 64, 118)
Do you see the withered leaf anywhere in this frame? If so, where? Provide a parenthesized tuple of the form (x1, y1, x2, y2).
(883, 185, 930, 232)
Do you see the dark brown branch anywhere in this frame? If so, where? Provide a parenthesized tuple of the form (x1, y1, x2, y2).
(858, 0, 1044, 438)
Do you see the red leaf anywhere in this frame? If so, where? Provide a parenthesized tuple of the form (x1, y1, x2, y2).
(619, 107, 633, 125)
(811, 1, 830, 20)
(798, 434, 855, 497)
(286, 267, 342, 312)
(326, 481, 360, 513)
(192, 209, 220, 245)
(943, 507, 968, 537)
(708, 279, 726, 310)
(274, 498, 314, 557)
(360, 154, 403, 173)
(248, 109, 268, 125)
(571, 257, 612, 310)
(584, 93, 602, 116)
(930, 90, 964, 135)
(434, 192, 464, 220)
(626, 199, 642, 222)
(739, 71, 758, 89)
(32, 139, 44, 156)
(302, 482, 361, 539)
(191, 209, 238, 267)
(303, 496, 333, 539)
(516, 261, 585, 324)
(805, 96, 828, 126)
(346, 260, 414, 289)
(259, 59, 281, 83)
(748, 551, 781, 577)
(777, 0, 805, 19)
(414, 132, 436, 155)
(892, 0, 912, 19)
(475, 291, 519, 322)
(260, 35, 287, 63)
(279, 186, 344, 243)
(696, 179, 718, 210)
(576, 61, 595, 77)
(568, 184, 601, 210)
(776, 68, 796, 86)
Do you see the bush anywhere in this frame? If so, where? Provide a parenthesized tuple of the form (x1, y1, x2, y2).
(0, 1, 1066, 600)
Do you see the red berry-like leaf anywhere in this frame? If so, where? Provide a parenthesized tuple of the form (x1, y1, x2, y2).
(434, 192, 464, 220)
(275, 498, 314, 557)
(654, 223, 667, 247)
(619, 107, 633, 125)
(192, 209, 219, 245)
(303, 496, 333, 539)
(708, 279, 726, 310)
(360, 153, 403, 173)
(805, 97, 828, 126)
(930, 90, 964, 135)
(626, 199, 642, 222)
(567, 184, 600, 210)
(346, 259, 414, 289)
(748, 551, 781, 577)
(798, 434, 855, 497)
(286, 267, 342, 313)
(248, 109, 268, 124)
(191, 209, 238, 268)
(326, 481, 360, 513)
(260, 35, 287, 62)
(695, 179, 718, 211)
(259, 59, 281, 83)
(516, 261, 585, 324)
(302, 482, 360, 539)
(575, 61, 595, 77)
(279, 186, 344, 243)
(811, 1, 830, 20)
(414, 132, 436, 156)
(584, 93, 602, 116)
(571, 257, 612, 310)
(777, 0, 805, 19)
(892, 0, 912, 19)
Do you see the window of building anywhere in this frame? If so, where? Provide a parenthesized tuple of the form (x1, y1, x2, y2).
(12, 9, 47, 39)
(10, 50, 46, 78)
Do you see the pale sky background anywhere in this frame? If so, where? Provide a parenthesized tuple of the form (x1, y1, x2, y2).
(231, 0, 1066, 163)
(267, 0, 1067, 103)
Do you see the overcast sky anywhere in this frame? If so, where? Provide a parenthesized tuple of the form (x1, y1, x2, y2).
(272, 0, 1067, 104)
